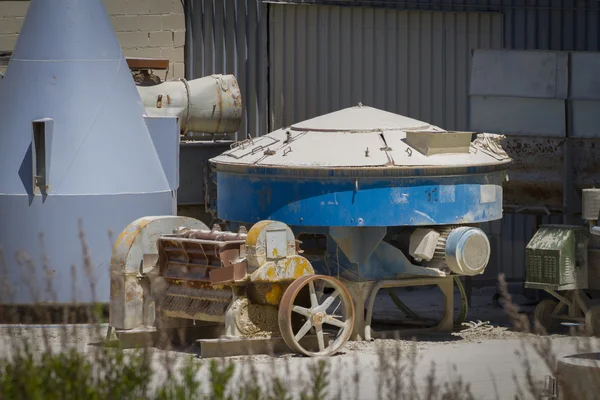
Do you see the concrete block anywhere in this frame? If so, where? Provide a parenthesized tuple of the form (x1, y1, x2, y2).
(470, 49, 569, 99)
(160, 46, 184, 63)
(149, 0, 173, 14)
(570, 52, 600, 100)
(0, 2, 30, 17)
(0, 34, 18, 50)
(161, 13, 184, 31)
(117, 31, 149, 48)
(470, 96, 566, 137)
(173, 30, 185, 46)
(173, 62, 184, 79)
(0, 18, 15, 35)
(104, 0, 128, 15)
(111, 15, 138, 32)
(173, 0, 183, 13)
(13, 17, 23, 33)
(138, 14, 162, 31)
(148, 31, 173, 47)
(124, 47, 163, 59)
(570, 100, 600, 138)
(126, 0, 150, 14)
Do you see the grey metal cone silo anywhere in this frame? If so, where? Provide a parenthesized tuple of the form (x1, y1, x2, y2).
(0, 0, 175, 305)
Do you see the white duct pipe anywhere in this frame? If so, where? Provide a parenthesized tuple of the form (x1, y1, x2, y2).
(137, 74, 242, 134)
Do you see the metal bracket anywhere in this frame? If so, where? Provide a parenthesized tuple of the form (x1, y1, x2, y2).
(541, 375, 558, 399)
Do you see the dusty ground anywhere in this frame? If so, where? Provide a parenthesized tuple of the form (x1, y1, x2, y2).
(0, 285, 596, 399)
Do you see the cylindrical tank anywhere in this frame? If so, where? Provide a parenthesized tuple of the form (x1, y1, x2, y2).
(0, 0, 175, 305)
(556, 353, 600, 399)
(137, 75, 243, 135)
(210, 105, 511, 227)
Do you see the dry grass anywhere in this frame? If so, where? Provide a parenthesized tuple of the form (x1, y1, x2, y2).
(0, 222, 598, 399)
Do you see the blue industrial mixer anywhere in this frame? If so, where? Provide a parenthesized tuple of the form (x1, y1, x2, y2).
(210, 104, 512, 339)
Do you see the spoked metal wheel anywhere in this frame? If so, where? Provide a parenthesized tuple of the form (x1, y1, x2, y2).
(585, 305, 600, 336)
(278, 275, 355, 357)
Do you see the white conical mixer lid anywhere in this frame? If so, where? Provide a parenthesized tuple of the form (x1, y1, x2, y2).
(211, 105, 510, 169)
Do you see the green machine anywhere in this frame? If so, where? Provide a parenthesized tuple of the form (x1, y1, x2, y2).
(525, 189, 600, 336)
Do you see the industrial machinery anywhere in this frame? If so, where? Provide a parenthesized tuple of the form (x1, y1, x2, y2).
(209, 104, 513, 340)
(525, 188, 600, 336)
(109, 216, 354, 357)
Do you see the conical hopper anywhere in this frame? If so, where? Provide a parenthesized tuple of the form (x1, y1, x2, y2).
(0, 0, 174, 305)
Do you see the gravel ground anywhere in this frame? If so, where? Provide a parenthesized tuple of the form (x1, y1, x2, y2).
(2, 285, 595, 399)
(0, 285, 546, 359)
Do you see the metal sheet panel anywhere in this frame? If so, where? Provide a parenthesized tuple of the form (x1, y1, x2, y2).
(470, 96, 566, 137)
(145, 116, 181, 191)
(570, 52, 600, 100)
(570, 100, 600, 138)
(569, 52, 600, 138)
(268, 5, 503, 131)
(470, 49, 568, 98)
(187, 0, 269, 140)
(178, 141, 232, 205)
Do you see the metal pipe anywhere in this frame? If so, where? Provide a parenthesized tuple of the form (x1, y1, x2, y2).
(183, 0, 194, 80)
(137, 74, 242, 135)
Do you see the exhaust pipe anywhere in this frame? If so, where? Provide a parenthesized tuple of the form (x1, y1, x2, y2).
(137, 74, 243, 135)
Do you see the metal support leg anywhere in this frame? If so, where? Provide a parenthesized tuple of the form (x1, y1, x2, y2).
(223, 288, 244, 338)
(343, 281, 376, 341)
(364, 276, 455, 341)
(438, 276, 454, 332)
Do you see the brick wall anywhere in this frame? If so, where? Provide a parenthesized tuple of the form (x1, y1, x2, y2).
(0, 0, 185, 79)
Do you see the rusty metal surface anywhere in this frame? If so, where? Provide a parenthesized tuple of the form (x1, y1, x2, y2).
(126, 57, 170, 71)
(109, 216, 209, 331)
(158, 283, 230, 323)
(499, 137, 600, 210)
(501, 136, 564, 210)
(278, 274, 355, 356)
(150, 219, 316, 326)
(209, 263, 248, 285)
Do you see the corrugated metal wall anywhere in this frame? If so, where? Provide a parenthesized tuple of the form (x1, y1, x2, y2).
(265, 0, 600, 52)
(269, 5, 503, 130)
(187, 0, 269, 139)
(188, 0, 600, 285)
